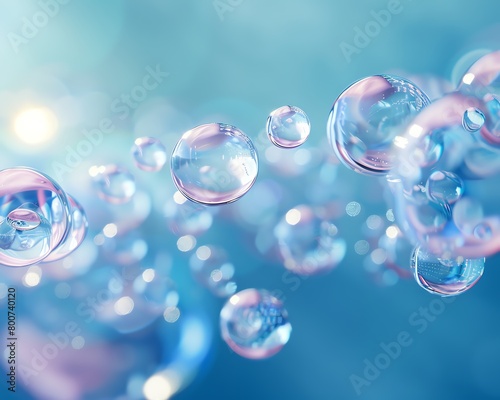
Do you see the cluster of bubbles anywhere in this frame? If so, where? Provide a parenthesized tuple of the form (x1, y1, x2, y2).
(327, 50, 500, 297)
(0, 167, 87, 267)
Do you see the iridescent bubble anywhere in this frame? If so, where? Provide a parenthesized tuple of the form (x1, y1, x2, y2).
(426, 170, 464, 204)
(410, 245, 484, 296)
(274, 205, 346, 275)
(131, 136, 167, 172)
(266, 105, 310, 148)
(170, 123, 259, 205)
(90, 165, 136, 204)
(327, 74, 430, 175)
(220, 289, 291, 359)
(463, 108, 485, 132)
(189, 245, 237, 297)
(0, 167, 71, 267)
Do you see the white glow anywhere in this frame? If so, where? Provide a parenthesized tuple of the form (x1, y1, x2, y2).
(196, 245, 211, 261)
(23, 266, 42, 287)
(385, 225, 399, 239)
(173, 191, 187, 205)
(71, 336, 85, 350)
(462, 73, 475, 85)
(143, 374, 173, 400)
(229, 294, 240, 305)
(285, 208, 301, 225)
(163, 306, 181, 323)
(177, 235, 196, 252)
(14, 107, 58, 145)
(393, 135, 408, 149)
(103, 223, 118, 238)
(408, 124, 424, 138)
(114, 296, 135, 316)
(142, 268, 155, 283)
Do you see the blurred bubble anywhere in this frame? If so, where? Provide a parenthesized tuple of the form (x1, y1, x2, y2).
(274, 205, 346, 275)
(164, 192, 214, 236)
(102, 232, 148, 266)
(220, 289, 291, 359)
(171, 123, 259, 205)
(410, 245, 484, 296)
(90, 164, 136, 204)
(131, 137, 167, 172)
(346, 201, 361, 217)
(327, 74, 430, 175)
(266, 105, 310, 148)
(189, 245, 237, 297)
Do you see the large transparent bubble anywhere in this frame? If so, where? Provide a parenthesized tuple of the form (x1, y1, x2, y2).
(327, 75, 430, 175)
(220, 288, 291, 359)
(0, 167, 71, 267)
(171, 123, 259, 205)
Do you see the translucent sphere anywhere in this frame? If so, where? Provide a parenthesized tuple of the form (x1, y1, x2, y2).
(131, 136, 167, 172)
(220, 289, 291, 359)
(0, 167, 71, 267)
(410, 246, 484, 296)
(91, 165, 136, 204)
(327, 74, 430, 175)
(170, 123, 259, 205)
(274, 205, 346, 275)
(266, 105, 310, 148)
(425, 170, 464, 204)
(189, 245, 237, 297)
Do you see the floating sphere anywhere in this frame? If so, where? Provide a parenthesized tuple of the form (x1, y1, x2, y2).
(463, 108, 485, 132)
(410, 245, 484, 296)
(171, 123, 259, 205)
(91, 165, 136, 204)
(266, 105, 310, 148)
(220, 289, 291, 359)
(274, 205, 346, 275)
(327, 74, 430, 175)
(131, 136, 167, 172)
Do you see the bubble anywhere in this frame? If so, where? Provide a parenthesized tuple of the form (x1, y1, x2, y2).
(463, 108, 485, 132)
(170, 123, 259, 205)
(90, 165, 136, 204)
(274, 205, 346, 275)
(189, 245, 237, 297)
(163, 193, 214, 236)
(346, 201, 361, 217)
(410, 246, 484, 296)
(0, 167, 71, 267)
(327, 74, 430, 175)
(425, 170, 464, 204)
(131, 137, 167, 172)
(220, 289, 291, 359)
(266, 105, 311, 148)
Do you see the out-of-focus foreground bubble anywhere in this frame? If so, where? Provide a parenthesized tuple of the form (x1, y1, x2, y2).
(170, 123, 259, 205)
(220, 288, 291, 359)
(327, 74, 430, 176)
(266, 105, 311, 148)
(90, 164, 136, 204)
(131, 136, 168, 172)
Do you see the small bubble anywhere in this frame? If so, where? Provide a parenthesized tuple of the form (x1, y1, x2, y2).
(266, 106, 311, 148)
(131, 137, 167, 172)
(463, 108, 485, 132)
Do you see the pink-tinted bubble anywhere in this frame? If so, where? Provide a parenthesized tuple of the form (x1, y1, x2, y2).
(220, 289, 291, 359)
(266, 105, 310, 148)
(171, 123, 259, 205)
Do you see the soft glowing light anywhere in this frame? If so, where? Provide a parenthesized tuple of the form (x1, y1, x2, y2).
(177, 235, 196, 252)
(393, 135, 409, 149)
(462, 73, 475, 85)
(93, 233, 105, 246)
(103, 223, 118, 238)
(196, 245, 211, 261)
(386, 225, 399, 239)
(71, 336, 85, 350)
(229, 294, 240, 305)
(210, 269, 223, 282)
(14, 107, 58, 145)
(142, 268, 155, 282)
(408, 124, 424, 138)
(163, 306, 181, 323)
(114, 296, 135, 316)
(285, 208, 301, 225)
(23, 266, 42, 287)
(173, 191, 187, 205)
(371, 248, 388, 265)
(143, 374, 177, 400)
